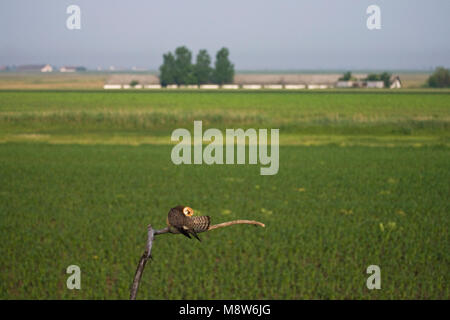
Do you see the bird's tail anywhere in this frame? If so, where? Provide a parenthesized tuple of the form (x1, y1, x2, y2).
(192, 216, 211, 233)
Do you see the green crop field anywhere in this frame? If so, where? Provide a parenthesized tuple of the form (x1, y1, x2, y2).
(0, 90, 449, 299)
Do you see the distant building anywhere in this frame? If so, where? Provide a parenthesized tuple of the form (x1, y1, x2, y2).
(200, 84, 219, 89)
(222, 84, 239, 89)
(285, 84, 306, 89)
(390, 76, 402, 89)
(60, 66, 76, 72)
(16, 64, 53, 72)
(336, 81, 354, 88)
(102, 72, 402, 90)
(105, 74, 160, 87)
(145, 84, 162, 89)
(366, 81, 384, 88)
(234, 74, 342, 86)
(264, 84, 283, 89)
(242, 84, 262, 89)
(60, 66, 86, 72)
(104, 84, 122, 89)
(41, 64, 53, 72)
(308, 84, 329, 89)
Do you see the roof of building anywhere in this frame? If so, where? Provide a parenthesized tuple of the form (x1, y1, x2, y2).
(233, 73, 367, 85)
(106, 74, 160, 85)
(16, 64, 47, 71)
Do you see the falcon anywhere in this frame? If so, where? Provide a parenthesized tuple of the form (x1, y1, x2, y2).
(167, 205, 210, 241)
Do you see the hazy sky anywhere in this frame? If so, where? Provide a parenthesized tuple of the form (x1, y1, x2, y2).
(1, 0, 449, 70)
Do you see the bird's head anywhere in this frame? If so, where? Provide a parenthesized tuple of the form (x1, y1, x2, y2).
(182, 206, 194, 217)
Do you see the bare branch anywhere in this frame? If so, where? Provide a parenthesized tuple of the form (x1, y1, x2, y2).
(207, 219, 265, 231)
(130, 219, 265, 299)
(129, 224, 154, 300)
(154, 227, 170, 235)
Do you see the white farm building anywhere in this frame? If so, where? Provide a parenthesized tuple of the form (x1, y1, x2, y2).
(366, 81, 385, 88)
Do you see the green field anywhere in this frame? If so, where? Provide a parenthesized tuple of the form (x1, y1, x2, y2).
(0, 90, 449, 146)
(0, 90, 449, 299)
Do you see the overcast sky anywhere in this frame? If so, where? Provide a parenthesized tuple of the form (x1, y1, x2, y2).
(1, 0, 449, 70)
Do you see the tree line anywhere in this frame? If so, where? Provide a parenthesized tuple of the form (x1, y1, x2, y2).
(159, 46, 234, 86)
(427, 67, 450, 88)
(339, 67, 450, 88)
(339, 71, 392, 87)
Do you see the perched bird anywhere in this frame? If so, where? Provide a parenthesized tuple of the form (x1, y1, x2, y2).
(167, 205, 211, 241)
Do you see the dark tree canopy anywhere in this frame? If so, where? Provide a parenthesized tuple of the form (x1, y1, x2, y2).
(174, 46, 196, 85)
(159, 46, 234, 86)
(213, 47, 235, 85)
(339, 71, 353, 81)
(427, 67, 450, 88)
(379, 72, 392, 88)
(129, 80, 139, 87)
(365, 72, 392, 88)
(365, 73, 379, 81)
(194, 49, 212, 85)
(159, 52, 176, 86)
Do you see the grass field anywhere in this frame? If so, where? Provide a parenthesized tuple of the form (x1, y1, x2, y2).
(0, 73, 108, 90)
(0, 90, 449, 299)
(0, 90, 449, 145)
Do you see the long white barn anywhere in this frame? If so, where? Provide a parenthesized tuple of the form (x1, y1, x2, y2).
(103, 73, 402, 90)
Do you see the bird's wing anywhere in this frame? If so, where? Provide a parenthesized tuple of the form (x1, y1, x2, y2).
(177, 226, 192, 239)
(190, 229, 201, 241)
(168, 208, 192, 239)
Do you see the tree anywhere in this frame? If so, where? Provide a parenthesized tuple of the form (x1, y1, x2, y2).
(159, 52, 176, 87)
(194, 49, 212, 85)
(174, 46, 196, 85)
(159, 46, 235, 86)
(427, 67, 450, 88)
(365, 72, 392, 88)
(339, 71, 354, 81)
(213, 47, 234, 85)
(130, 80, 139, 87)
(365, 73, 380, 81)
(379, 72, 392, 88)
